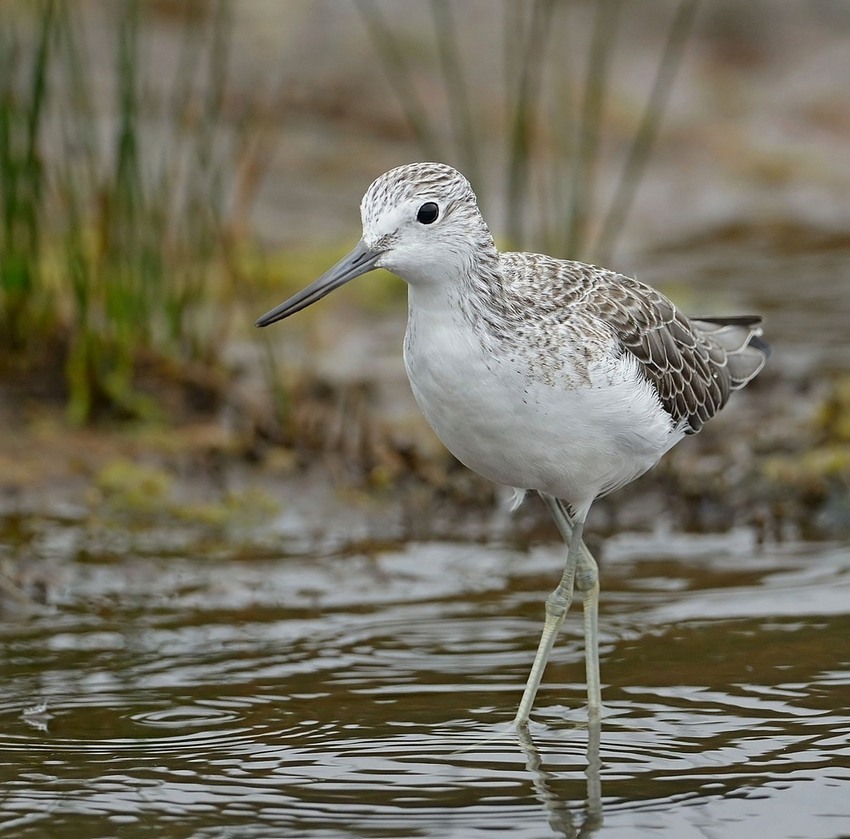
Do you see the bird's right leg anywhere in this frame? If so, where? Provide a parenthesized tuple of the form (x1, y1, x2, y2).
(514, 493, 586, 726)
(576, 543, 601, 716)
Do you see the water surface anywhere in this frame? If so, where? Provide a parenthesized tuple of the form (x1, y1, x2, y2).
(1, 526, 848, 838)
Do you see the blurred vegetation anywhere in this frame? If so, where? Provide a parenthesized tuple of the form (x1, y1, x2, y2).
(0, 0, 848, 543)
(356, 0, 699, 262)
(0, 0, 261, 424)
(91, 456, 279, 534)
(760, 374, 850, 535)
(0, 0, 701, 428)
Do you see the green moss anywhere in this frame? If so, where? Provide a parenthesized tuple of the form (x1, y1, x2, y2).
(177, 487, 280, 530)
(92, 458, 174, 515)
(762, 444, 850, 489)
(813, 376, 850, 444)
(90, 458, 279, 533)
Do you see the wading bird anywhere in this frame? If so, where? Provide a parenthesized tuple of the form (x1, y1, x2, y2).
(257, 162, 769, 726)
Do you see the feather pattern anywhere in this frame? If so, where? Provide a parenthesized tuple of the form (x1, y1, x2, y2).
(266, 160, 770, 511)
(256, 159, 772, 724)
(475, 252, 769, 435)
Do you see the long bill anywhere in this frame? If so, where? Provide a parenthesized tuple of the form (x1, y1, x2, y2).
(255, 239, 381, 327)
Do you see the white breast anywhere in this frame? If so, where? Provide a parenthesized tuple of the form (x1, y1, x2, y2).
(402, 288, 681, 517)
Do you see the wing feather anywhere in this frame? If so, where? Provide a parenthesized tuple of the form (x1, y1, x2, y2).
(588, 275, 769, 433)
(500, 253, 770, 435)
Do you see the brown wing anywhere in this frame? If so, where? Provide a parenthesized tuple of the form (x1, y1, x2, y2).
(500, 253, 769, 434)
(590, 275, 769, 434)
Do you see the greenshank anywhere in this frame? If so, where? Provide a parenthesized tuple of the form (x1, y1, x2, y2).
(257, 162, 769, 726)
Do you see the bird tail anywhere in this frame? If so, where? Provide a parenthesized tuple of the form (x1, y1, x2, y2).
(692, 316, 770, 389)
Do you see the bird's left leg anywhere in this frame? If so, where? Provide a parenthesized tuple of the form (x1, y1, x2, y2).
(575, 542, 601, 716)
(542, 493, 602, 715)
(514, 493, 586, 726)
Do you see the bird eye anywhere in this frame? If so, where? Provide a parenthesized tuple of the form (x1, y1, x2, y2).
(416, 202, 439, 224)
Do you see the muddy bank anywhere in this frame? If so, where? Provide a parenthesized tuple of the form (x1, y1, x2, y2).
(1, 315, 847, 607)
(2, 3, 849, 585)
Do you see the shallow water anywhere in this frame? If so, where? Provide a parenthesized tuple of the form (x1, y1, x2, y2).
(1, 528, 848, 838)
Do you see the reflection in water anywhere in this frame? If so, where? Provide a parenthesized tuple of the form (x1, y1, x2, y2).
(20, 701, 51, 733)
(518, 720, 604, 838)
(0, 534, 848, 837)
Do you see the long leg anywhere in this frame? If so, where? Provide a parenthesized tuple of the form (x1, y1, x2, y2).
(577, 542, 601, 717)
(546, 494, 602, 716)
(513, 493, 601, 726)
(514, 494, 585, 725)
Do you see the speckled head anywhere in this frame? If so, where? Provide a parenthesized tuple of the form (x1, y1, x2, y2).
(359, 162, 495, 285)
(256, 162, 497, 326)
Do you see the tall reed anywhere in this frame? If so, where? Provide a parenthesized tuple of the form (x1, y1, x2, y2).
(0, 1, 56, 353)
(355, 0, 700, 261)
(0, 0, 250, 422)
(59, 0, 240, 421)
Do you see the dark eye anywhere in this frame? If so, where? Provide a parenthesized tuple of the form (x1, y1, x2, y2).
(416, 202, 439, 224)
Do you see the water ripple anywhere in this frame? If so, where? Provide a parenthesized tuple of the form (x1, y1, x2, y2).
(0, 537, 847, 837)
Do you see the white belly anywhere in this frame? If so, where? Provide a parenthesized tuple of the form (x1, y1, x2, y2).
(402, 300, 680, 515)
